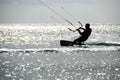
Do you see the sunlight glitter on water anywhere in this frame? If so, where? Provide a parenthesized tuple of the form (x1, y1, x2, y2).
(0, 24, 120, 80)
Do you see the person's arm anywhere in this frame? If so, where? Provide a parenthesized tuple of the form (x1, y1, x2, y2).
(72, 27, 85, 32)
(68, 27, 85, 33)
(77, 29, 83, 35)
(79, 27, 86, 30)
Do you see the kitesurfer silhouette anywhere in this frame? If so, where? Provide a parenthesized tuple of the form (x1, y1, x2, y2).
(73, 23, 92, 46)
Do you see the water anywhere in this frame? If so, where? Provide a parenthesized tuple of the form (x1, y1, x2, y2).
(0, 24, 120, 80)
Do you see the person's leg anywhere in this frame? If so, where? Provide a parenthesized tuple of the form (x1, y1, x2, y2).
(78, 42, 82, 47)
(73, 39, 79, 45)
(73, 38, 82, 46)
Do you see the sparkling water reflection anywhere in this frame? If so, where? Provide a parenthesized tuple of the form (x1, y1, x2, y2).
(0, 24, 120, 80)
(0, 50, 120, 80)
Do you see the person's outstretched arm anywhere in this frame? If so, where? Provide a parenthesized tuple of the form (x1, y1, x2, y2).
(79, 27, 86, 30)
(77, 29, 83, 35)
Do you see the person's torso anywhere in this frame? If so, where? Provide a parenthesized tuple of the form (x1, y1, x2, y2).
(81, 28, 92, 40)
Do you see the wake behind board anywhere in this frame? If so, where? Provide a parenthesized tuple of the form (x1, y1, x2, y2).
(60, 40, 74, 46)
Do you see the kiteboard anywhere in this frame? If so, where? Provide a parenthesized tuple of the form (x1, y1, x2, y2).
(60, 40, 84, 46)
(60, 40, 74, 46)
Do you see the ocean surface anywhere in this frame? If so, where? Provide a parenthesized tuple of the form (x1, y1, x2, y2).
(0, 23, 120, 80)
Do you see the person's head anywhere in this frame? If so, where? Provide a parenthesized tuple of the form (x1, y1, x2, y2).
(85, 23, 90, 29)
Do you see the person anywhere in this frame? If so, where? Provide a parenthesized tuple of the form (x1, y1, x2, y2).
(73, 23, 92, 46)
